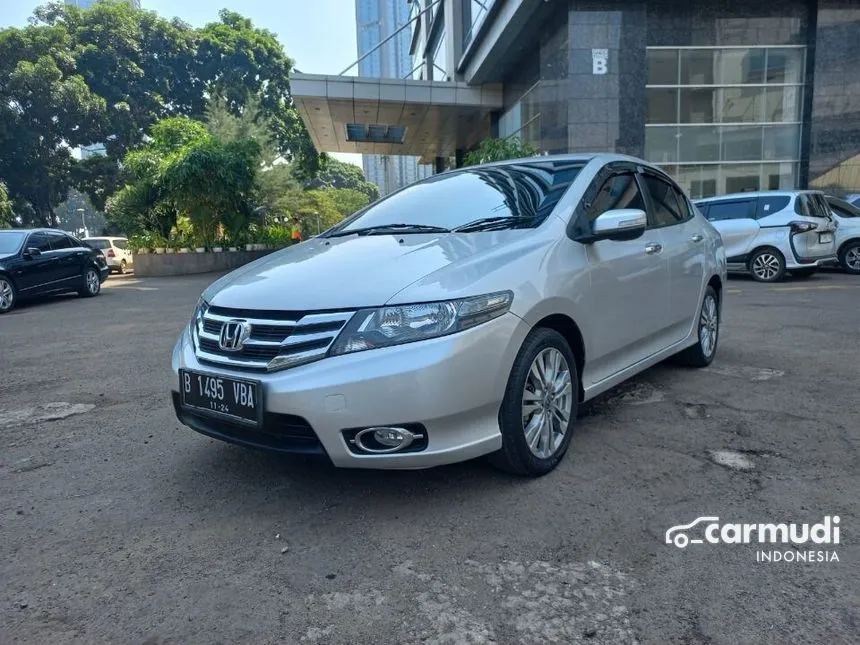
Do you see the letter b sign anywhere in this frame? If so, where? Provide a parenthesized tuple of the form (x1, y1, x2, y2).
(592, 49, 609, 75)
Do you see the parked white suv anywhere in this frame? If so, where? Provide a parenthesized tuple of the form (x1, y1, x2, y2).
(171, 154, 726, 476)
(825, 195, 860, 274)
(694, 191, 837, 282)
(83, 237, 133, 274)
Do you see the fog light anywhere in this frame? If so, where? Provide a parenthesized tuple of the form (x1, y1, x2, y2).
(353, 426, 423, 454)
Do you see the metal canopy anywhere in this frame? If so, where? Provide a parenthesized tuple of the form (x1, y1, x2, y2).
(291, 74, 503, 162)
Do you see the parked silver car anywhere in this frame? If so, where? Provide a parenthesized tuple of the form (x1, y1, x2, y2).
(694, 191, 837, 282)
(171, 154, 726, 476)
(825, 195, 860, 274)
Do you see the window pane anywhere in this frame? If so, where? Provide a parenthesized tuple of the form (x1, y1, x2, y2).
(766, 48, 804, 84)
(707, 199, 757, 220)
(48, 233, 72, 250)
(762, 163, 797, 190)
(719, 87, 764, 123)
(764, 87, 801, 122)
(756, 195, 791, 217)
(647, 88, 678, 124)
(719, 49, 766, 85)
(763, 125, 800, 159)
(679, 88, 716, 123)
(645, 127, 678, 163)
(680, 50, 716, 85)
(722, 164, 762, 194)
(647, 49, 679, 85)
(721, 126, 763, 161)
(677, 165, 719, 199)
(643, 175, 686, 226)
(679, 126, 719, 162)
(29, 233, 51, 252)
(589, 173, 647, 222)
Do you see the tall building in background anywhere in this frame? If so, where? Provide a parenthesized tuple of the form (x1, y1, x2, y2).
(355, 0, 431, 196)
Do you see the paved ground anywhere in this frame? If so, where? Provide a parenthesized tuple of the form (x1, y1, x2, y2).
(1, 270, 859, 645)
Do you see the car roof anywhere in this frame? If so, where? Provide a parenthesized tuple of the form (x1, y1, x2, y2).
(0, 228, 69, 234)
(458, 152, 675, 178)
(695, 190, 822, 204)
(83, 236, 125, 240)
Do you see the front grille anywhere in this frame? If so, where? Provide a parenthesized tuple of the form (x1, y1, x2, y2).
(193, 305, 355, 371)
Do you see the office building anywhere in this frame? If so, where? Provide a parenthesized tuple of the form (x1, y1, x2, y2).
(355, 0, 433, 195)
(293, 0, 860, 197)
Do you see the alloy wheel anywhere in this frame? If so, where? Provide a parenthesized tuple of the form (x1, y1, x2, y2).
(845, 246, 860, 272)
(699, 293, 719, 358)
(86, 269, 100, 294)
(521, 347, 573, 459)
(0, 279, 14, 311)
(751, 253, 781, 281)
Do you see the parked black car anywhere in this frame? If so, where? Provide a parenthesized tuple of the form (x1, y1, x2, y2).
(0, 229, 110, 313)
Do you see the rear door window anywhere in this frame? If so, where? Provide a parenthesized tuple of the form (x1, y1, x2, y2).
(756, 196, 790, 219)
(28, 233, 52, 252)
(702, 199, 756, 221)
(47, 233, 73, 250)
(641, 175, 690, 227)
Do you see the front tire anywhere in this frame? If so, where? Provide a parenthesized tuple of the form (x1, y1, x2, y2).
(748, 247, 786, 282)
(0, 276, 16, 314)
(491, 328, 578, 477)
(673, 285, 720, 368)
(838, 241, 860, 275)
(79, 266, 101, 298)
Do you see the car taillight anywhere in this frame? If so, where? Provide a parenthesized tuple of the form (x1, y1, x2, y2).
(107, 249, 115, 257)
(789, 221, 818, 233)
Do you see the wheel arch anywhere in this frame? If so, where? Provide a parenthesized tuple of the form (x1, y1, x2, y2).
(837, 236, 860, 256)
(532, 313, 586, 402)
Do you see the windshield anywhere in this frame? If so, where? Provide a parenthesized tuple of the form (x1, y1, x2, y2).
(84, 239, 111, 249)
(0, 231, 26, 254)
(329, 160, 585, 235)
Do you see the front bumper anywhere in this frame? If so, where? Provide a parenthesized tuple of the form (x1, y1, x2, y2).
(170, 313, 531, 469)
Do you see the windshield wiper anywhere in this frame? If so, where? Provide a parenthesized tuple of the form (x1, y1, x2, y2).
(452, 216, 540, 233)
(326, 223, 450, 238)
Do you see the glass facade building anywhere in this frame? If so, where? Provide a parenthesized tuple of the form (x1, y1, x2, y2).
(355, 0, 433, 195)
(294, 0, 860, 198)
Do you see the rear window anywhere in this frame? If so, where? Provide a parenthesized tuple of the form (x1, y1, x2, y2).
(756, 196, 790, 218)
(85, 239, 111, 250)
(702, 199, 756, 221)
(827, 197, 860, 218)
(114, 239, 128, 250)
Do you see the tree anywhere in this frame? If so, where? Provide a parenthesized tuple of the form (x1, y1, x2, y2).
(0, 2, 319, 222)
(304, 158, 380, 201)
(327, 188, 370, 218)
(463, 137, 540, 166)
(0, 182, 14, 227)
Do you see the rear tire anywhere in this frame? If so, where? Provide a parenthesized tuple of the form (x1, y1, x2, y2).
(490, 328, 578, 477)
(119, 259, 127, 274)
(0, 276, 16, 314)
(673, 286, 720, 368)
(78, 266, 101, 298)
(838, 241, 860, 275)
(791, 268, 817, 279)
(748, 247, 786, 282)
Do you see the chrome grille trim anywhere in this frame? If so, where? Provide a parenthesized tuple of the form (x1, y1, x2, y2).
(193, 306, 355, 372)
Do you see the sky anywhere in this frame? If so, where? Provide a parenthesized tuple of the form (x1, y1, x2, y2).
(0, 0, 363, 166)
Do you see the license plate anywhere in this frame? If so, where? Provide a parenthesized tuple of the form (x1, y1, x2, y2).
(819, 232, 834, 243)
(180, 369, 262, 426)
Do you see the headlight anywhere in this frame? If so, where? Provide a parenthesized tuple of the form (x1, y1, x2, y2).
(329, 291, 513, 356)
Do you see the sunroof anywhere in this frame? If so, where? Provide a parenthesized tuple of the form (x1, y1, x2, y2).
(345, 123, 406, 143)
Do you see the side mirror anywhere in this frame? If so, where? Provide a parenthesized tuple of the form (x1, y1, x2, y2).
(23, 247, 42, 258)
(586, 209, 647, 243)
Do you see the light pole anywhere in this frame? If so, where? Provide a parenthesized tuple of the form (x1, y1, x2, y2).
(76, 208, 87, 237)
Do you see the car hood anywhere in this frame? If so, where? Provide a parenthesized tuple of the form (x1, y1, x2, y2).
(203, 231, 541, 311)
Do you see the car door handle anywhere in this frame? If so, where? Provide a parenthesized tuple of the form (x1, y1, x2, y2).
(691, 234, 704, 242)
(644, 243, 663, 255)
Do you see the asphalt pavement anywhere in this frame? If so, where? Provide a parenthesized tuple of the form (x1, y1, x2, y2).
(1, 270, 859, 644)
